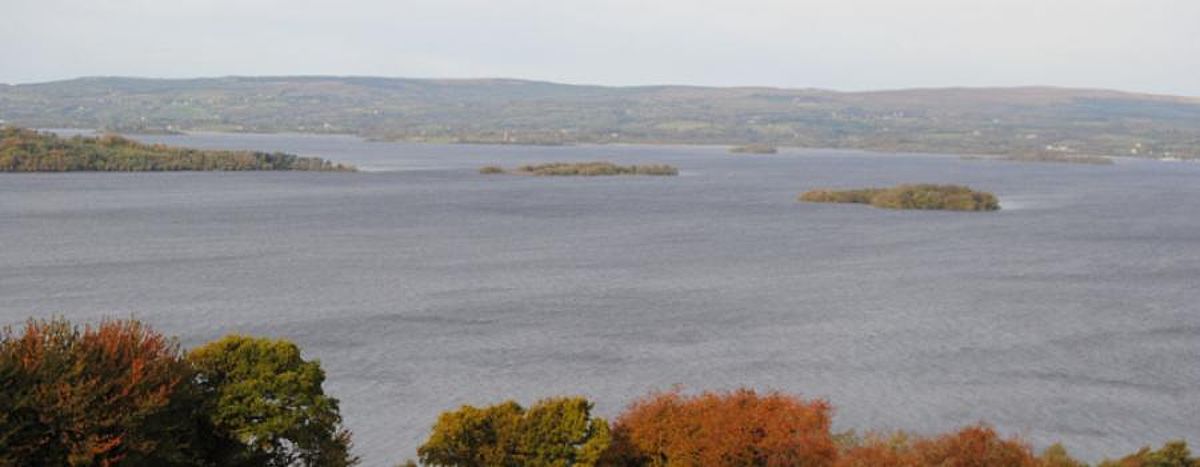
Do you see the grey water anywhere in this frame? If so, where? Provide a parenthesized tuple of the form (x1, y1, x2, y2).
(2, 132, 1198, 465)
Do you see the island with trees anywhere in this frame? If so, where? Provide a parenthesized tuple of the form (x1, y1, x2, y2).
(963, 153, 1115, 165)
(3, 316, 1195, 466)
(0, 126, 355, 172)
(800, 184, 1000, 211)
(479, 161, 678, 176)
(729, 144, 779, 154)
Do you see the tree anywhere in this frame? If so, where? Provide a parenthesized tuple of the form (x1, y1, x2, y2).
(605, 388, 836, 467)
(0, 318, 217, 466)
(417, 397, 611, 466)
(907, 424, 1040, 467)
(1040, 443, 1087, 467)
(1100, 440, 1198, 467)
(835, 425, 1044, 467)
(188, 335, 358, 467)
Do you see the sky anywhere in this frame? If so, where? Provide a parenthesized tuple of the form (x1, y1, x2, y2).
(3, 0, 1199, 95)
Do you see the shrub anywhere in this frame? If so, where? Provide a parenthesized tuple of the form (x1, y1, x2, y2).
(606, 388, 836, 467)
(479, 165, 506, 174)
(417, 397, 610, 466)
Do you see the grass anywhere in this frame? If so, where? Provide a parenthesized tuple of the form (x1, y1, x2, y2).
(799, 184, 1000, 211)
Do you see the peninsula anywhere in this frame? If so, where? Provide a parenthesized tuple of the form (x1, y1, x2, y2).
(0, 127, 354, 172)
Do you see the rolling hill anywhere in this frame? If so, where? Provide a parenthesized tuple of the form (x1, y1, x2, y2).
(2, 76, 1198, 158)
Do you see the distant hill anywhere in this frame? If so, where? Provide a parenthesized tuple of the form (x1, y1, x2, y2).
(2, 76, 1198, 158)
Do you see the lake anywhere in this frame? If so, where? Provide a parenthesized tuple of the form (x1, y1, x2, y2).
(2, 132, 1198, 465)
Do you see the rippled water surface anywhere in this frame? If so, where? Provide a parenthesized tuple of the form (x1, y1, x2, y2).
(3, 132, 1198, 465)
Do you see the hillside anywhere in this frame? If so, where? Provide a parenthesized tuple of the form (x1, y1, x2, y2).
(2, 76, 1198, 158)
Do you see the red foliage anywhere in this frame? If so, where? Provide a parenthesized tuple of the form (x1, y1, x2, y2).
(0, 318, 194, 465)
(607, 388, 836, 467)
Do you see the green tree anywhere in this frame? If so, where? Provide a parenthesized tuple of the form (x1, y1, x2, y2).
(188, 335, 357, 467)
(1100, 440, 1197, 467)
(417, 397, 611, 467)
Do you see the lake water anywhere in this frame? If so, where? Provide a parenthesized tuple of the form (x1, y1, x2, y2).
(2, 132, 1198, 465)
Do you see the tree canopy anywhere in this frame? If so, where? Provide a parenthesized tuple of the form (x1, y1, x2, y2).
(189, 335, 357, 467)
(3, 316, 1197, 467)
(417, 397, 611, 467)
(0, 319, 220, 466)
(0, 319, 357, 467)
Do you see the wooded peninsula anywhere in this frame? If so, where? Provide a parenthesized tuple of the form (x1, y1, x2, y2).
(0, 127, 354, 172)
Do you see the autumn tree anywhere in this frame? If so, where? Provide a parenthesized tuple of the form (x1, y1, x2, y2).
(0, 318, 218, 466)
(1099, 440, 1197, 467)
(188, 335, 358, 467)
(417, 397, 611, 467)
(605, 388, 836, 467)
(909, 424, 1041, 467)
(836, 424, 1041, 467)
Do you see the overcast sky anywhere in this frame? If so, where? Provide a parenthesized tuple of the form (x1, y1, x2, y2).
(3, 0, 1198, 95)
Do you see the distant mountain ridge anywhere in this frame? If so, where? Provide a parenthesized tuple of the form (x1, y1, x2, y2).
(3, 76, 1198, 158)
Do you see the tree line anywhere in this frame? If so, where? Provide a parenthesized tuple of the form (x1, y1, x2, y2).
(0, 127, 354, 172)
(480, 162, 679, 176)
(2, 318, 1194, 466)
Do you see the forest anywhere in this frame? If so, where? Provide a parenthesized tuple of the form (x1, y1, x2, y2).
(0, 127, 354, 172)
(1, 317, 1194, 467)
(800, 184, 1001, 211)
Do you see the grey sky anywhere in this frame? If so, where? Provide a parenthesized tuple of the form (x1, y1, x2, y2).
(3, 0, 1198, 95)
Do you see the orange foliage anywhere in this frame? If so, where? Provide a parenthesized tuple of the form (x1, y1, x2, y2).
(835, 433, 922, 467)
(0, 318, 195, 465)
(607, 388, 836, 467)
(913, 425, 1040, 467)
(837, 425, 1040, 467)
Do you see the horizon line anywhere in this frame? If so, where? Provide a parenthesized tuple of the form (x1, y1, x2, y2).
(4, 74, 1198, 100)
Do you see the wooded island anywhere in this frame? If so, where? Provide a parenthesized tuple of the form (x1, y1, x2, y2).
(800, 184, 1000, 211)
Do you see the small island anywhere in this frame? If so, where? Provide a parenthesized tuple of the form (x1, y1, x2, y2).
(729, 144, 778, 154)
(480, 161, 678, 176)
(0, 127, 355, 172)
(962, 153, 1114, 165)
(799, 184, 1000, 211)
